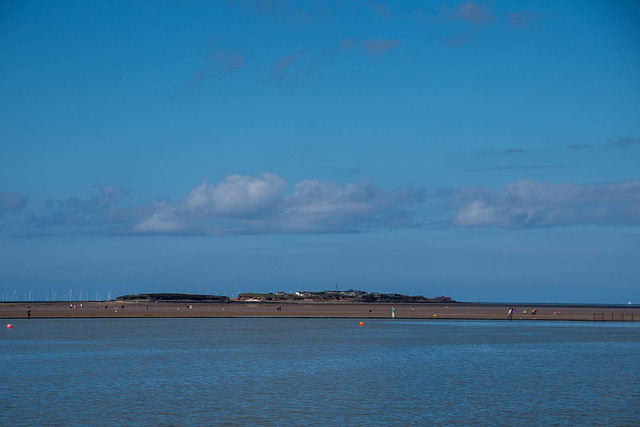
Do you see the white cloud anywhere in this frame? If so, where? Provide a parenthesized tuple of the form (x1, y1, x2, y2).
(181, 173, 286, 216)
(131, 212, 185, 234)
(451, 180, 640, 228)
(131, 174, 425, 235)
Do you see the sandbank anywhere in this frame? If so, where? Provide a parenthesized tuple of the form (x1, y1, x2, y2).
(1, 301, 638, 321)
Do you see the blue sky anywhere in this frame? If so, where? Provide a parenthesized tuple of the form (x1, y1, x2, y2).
(1, 0, 639, 302)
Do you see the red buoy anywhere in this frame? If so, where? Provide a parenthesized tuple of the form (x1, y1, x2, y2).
(6, 324, 11, 329)
(359, 321, 364, 326)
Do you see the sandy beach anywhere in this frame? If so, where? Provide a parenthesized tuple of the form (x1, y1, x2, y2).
(1, 301, 638, 321)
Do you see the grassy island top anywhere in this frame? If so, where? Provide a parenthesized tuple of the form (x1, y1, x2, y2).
(115, 290, 454, 303)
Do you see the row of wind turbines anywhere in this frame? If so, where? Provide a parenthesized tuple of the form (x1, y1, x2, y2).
(1, 289, 113, 302)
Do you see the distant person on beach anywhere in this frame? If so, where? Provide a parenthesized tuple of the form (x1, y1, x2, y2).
(508, 308, 513, 320)
(27, 306, 31, 319)
(391, 307, 395, 318)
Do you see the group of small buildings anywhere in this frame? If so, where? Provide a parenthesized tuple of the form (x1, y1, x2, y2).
(236, 289, 453, 303)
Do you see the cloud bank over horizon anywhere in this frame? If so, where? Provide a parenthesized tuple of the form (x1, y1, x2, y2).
(9, 174, 425, 236)
(132, 173, 425, 235)
(3, 176, 640, 236)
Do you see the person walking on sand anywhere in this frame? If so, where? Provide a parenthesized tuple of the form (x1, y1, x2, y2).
(391, 307, 395, 318)
(508, 308, 513, 320)
(27, 306, 31, 319)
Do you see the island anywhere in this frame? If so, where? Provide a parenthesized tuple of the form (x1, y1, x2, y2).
(113, 290, 454, 303)
(236, 290, 454, 303)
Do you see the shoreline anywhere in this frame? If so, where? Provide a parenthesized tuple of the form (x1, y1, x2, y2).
(1, 301, 638, 322)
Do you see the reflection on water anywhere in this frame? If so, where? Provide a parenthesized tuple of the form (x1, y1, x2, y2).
(1, 319, 639, 425)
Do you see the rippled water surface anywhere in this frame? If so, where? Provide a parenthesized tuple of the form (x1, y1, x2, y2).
(1, 319, 639, 425)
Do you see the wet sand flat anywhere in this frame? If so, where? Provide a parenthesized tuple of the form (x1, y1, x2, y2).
(1, 301, 639, 321)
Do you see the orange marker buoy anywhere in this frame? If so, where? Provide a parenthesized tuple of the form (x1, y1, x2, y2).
(359, 321, 364, 326)
(6, 324, 12, 329)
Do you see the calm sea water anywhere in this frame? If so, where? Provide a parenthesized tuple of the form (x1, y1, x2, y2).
(1, 319, 639, 425)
